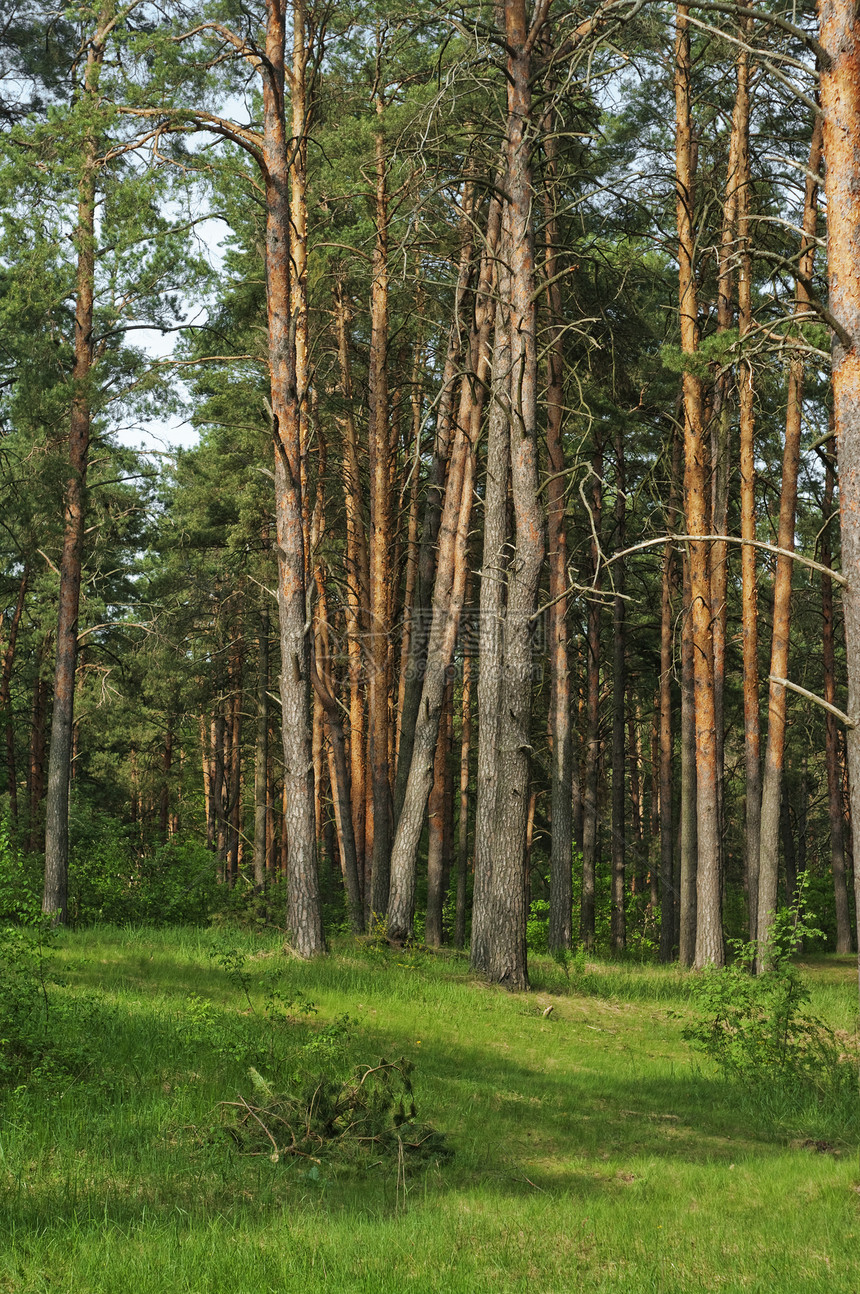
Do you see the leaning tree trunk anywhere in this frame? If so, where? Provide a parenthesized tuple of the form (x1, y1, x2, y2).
(757, 115, 823, 968)
(819, 0, 860, 997)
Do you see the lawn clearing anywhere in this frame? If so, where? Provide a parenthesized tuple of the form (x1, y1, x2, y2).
(1, 927, 859, 1293)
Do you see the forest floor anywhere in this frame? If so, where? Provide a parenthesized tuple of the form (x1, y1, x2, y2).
(1, 926, 859, 1293)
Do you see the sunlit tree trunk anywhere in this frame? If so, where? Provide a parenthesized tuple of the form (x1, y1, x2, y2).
(675, 4, 723, 967)
(266, 0, 323, 955)
(819, 0, 860, 994)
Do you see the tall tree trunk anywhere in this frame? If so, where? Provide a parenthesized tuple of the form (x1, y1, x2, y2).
(43, 17, 106, 919)
(367, 92, 393, 920)
(266, 0, 323, 955)
(709, 72, 743, 884)
(675, 4, 723, 967)
(484, 0, 546, 990)
(471, 286, 511, 974)
(543, 105, 575, 953)
(386, 401, 476, 940)
(819, 0, 860, 994)
(388, 196, 498, 944)
(821, 443, 852, 950)
(334, 279, 369, 914)
(735, 37, 762, 941)
(757, 115, 823, 966)
(310, 593, 363, 933)
(393, 181, 486, 824)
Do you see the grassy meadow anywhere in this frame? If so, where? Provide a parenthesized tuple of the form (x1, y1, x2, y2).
(1, 926, 860, 1293)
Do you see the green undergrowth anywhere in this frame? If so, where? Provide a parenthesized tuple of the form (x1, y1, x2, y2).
(1, 924, 860, 1292)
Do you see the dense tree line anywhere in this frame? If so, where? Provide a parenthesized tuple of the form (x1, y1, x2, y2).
(1, 0, 859, 986)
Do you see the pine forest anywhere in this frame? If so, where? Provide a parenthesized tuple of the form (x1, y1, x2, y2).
(2, 0, 860, 984)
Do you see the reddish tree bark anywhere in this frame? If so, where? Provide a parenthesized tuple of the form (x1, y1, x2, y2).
(675, 4, 723, 967)
(819, 0, 860, 991)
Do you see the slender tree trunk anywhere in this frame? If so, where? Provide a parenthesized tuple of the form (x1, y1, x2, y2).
(735, 38, 762, 942)
(679, 552, 698, 965)
(821, 444, 852, 950)
(43, 21, 105, 919)
(386, 404, 476, 940)
(471, 289, 511, 974)
(387, 196, 498, 944)
(334, 280, 369, 913)
(819, 0, 860, 992)
(485, 0, 546, 991)
(675, 5, 723, 966)
(310, 598, 363, 933)
(393, 181, 486, 824)
(757, 115, 823, 966)
(543, 107, 575, 953)
(266, 0, 323, 954)
(367, 93, 393, 920)
(709, 73, 744, 883)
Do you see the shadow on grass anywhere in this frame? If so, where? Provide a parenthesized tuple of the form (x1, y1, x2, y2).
(0, 944, 800, 1239)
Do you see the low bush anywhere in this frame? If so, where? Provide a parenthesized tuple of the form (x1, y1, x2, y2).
(684, 874, 860, 1138)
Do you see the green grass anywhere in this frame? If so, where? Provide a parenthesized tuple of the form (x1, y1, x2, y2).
(2, 926, 860, 1292)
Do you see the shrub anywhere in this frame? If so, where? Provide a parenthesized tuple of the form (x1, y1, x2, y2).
(684, 874, 859, 1136)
